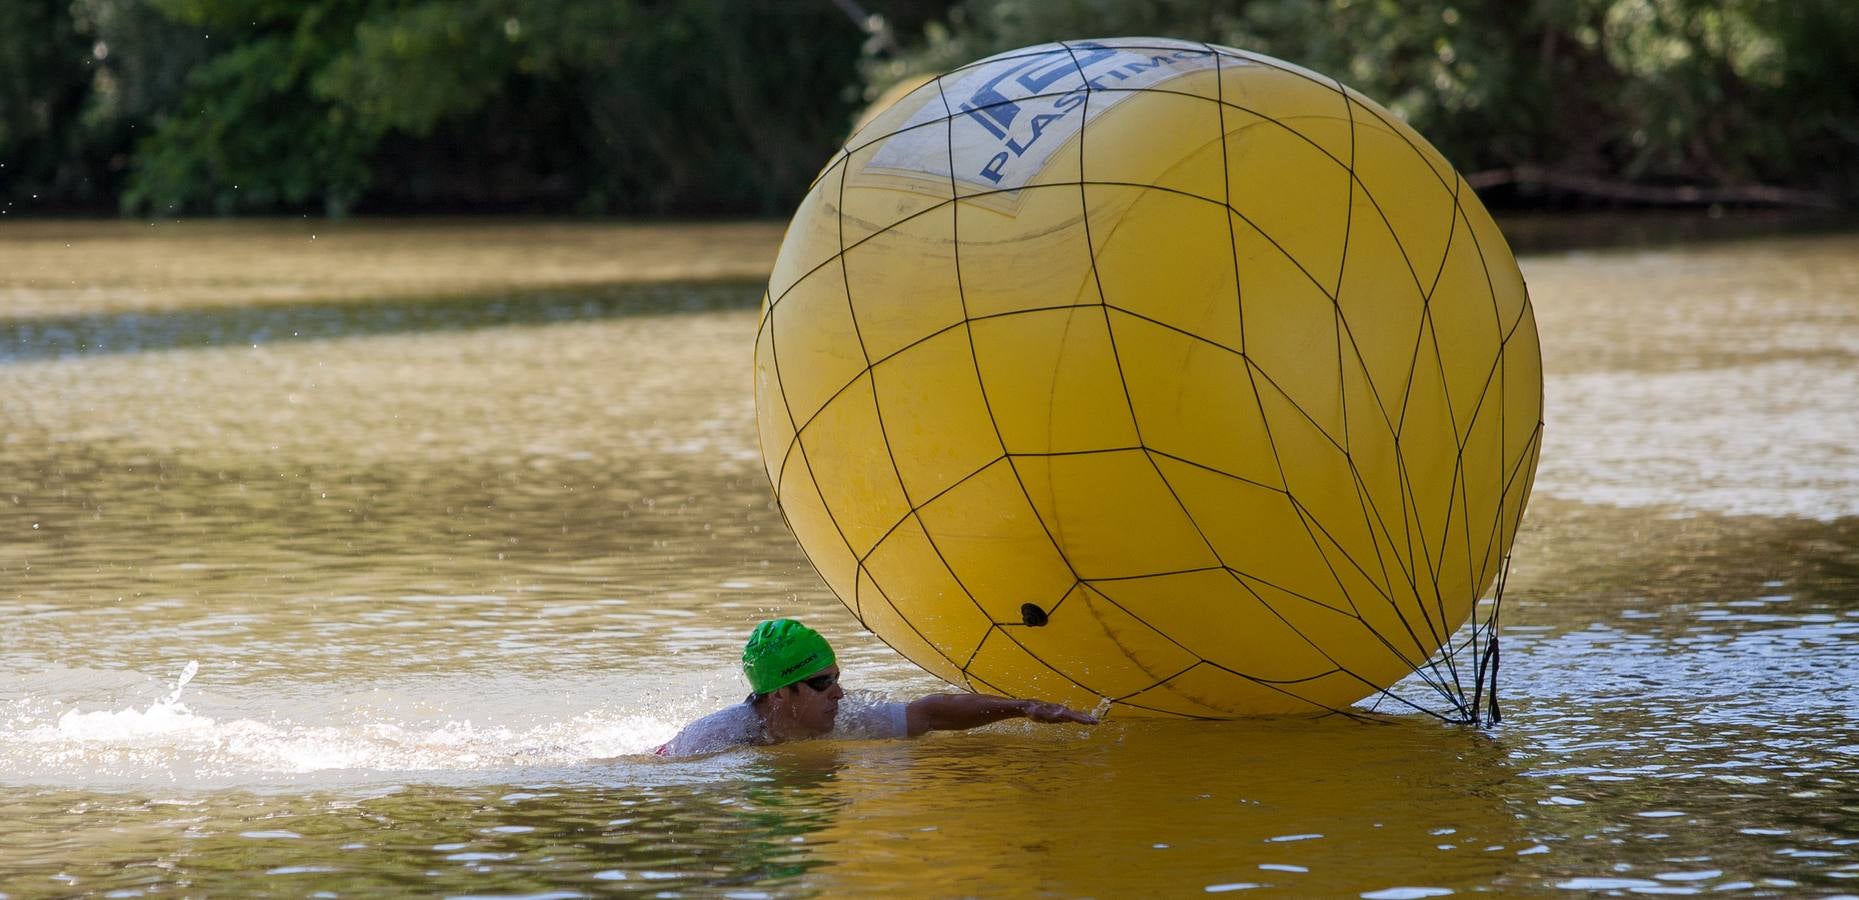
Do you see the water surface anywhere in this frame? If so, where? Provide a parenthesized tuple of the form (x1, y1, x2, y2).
(0, 220, 1854, 896)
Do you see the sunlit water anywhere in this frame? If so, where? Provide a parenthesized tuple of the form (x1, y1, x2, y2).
(1, 222, 1855, 896)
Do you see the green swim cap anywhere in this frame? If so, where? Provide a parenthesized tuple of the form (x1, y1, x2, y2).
(742, 619, 835, 695)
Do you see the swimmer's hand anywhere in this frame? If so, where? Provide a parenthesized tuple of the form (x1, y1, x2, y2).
(1022, 700, 1098, 725)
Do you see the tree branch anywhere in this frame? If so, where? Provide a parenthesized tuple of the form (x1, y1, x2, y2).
(1464, 164, 1841, 209)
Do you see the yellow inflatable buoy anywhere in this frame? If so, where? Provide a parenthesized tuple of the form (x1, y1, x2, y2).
(754, 38, 1542, 718)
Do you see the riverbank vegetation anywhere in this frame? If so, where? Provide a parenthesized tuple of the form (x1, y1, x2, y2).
(3, 0, 1853, 218)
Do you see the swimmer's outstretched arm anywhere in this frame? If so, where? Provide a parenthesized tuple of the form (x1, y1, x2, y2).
(904, 693, 1099, 737)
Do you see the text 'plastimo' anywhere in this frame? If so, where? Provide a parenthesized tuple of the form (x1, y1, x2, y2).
(866, 41, 1227, 193)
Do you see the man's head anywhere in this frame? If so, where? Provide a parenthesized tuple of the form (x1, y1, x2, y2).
(743, 619, 843, 739)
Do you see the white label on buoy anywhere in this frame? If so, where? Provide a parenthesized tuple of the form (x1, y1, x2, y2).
(865, 39, 1228, 194)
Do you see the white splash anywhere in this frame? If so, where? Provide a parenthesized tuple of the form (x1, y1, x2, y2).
(1, 664, 701, 788)
(54, 660, 205, 742)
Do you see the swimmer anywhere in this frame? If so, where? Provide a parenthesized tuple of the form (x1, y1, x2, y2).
(657, 618, 1098, 757)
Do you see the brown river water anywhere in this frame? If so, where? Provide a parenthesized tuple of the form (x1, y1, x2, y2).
(0, 217, 1855, 896)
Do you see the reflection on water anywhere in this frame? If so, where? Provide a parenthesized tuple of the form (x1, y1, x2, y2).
(0, 292, 787, 682)
(0, 720, 1525, 896)
(1528, 233, 1859, 520)
(0, 279, 760, 362)
(0, 218, 782, 317)
(1, 221, 1856, 895)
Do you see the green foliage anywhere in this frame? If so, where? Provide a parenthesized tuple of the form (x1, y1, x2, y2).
(0, 3, 88, 209)
(112, 0, 865, 216)
(875, 0, 1859, 204)
(314, 1, 531, 136)
(123, 0, 398, 215)
(0, 2, 142, 210)
(3, 0, 1852, 215)
(557, 2, 869, 213)
(124, 37, 374, 215)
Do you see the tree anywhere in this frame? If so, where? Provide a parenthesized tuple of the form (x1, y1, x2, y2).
(871, 0, 1859, 206)
(120, 0, 869, 216)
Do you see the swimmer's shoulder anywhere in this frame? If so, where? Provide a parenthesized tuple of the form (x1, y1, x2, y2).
(658, 701, 765, 757)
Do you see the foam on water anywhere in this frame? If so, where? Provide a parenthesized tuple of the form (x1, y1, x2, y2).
(0, 662, 693, 788)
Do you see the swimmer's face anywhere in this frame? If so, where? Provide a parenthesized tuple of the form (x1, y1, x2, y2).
(783, 665, 842, 736)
